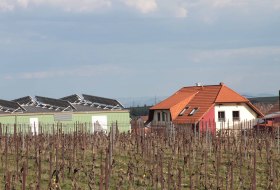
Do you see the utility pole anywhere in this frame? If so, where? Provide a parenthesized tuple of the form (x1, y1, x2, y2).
(278, 90, 280, 111)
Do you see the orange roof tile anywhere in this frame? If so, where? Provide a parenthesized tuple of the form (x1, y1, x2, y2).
(173, 85, 221, 123)
(215, 85, 248, 103)
(151, 90, 197, 110)
(151, 90, 198, 120)
(169, 95, 194, 120)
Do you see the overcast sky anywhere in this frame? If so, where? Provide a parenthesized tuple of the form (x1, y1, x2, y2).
(0, 0, 279, 101)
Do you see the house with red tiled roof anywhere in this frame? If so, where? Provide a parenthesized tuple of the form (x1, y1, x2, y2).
(147, 83, 264, 133)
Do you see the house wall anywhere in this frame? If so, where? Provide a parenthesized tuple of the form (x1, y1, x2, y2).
(0, 111, 131, 134)
(72, 112, 131, 133)
(215, 103, 258, 130)
(0, 114, 54, 133)
(152, 110, 171, 125)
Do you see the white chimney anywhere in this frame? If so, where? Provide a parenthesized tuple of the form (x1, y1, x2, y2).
(195, 82, 202, 86)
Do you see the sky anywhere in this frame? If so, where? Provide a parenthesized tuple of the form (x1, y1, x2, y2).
(0, 0, 280, 104)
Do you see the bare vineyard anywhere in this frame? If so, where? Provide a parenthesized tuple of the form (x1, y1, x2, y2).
(1, 122, 280, 189)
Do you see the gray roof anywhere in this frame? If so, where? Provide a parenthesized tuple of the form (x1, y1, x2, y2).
(72, 104, 105, 112)
(23, 105, 63, 113)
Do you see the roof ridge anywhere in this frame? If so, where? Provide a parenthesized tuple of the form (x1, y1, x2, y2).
(182, 84, 222, 88)
(213, 85, 224, 103)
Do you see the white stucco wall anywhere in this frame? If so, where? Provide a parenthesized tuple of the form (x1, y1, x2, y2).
(215, 103, 258, 130)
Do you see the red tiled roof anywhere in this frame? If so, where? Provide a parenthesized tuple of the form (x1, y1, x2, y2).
(151, 90, 197, 110)
(149, 83, 264, 124)
(173, 85, 221, 123)
(150, 89, 198, 119)
(215, 85, 248, 103)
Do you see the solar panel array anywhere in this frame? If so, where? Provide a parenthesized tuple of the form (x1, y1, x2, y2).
(0, 99, 26, 113)
(0, 94, 124, 114)
(13, 96, 35, 106)
(82, 94, 124, 109)
(60, 94, 83, 104)
(35, 96, 76, 111)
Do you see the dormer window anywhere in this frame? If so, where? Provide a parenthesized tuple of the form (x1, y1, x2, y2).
(179, 106, 189, 116)
(188, 108, 199, 116)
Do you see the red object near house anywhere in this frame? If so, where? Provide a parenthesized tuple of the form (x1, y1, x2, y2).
(254, 112, 280, 133)
(199, 106, 216, 134)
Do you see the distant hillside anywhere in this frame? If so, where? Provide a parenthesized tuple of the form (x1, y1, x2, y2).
(118, 96, 166, 108)
(248, 96, 279, 115)
(248, 96, 279, 104)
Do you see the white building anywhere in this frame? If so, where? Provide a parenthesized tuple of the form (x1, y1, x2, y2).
(148, 83, 264, 133)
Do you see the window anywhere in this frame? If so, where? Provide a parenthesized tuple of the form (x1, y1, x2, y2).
(157, 112, 161, 121)
(188, 107, 199, 116)
(218, 111, 225, 122)
(179, 106, 189, 116)
(162, 112, 166, 121)
(232, 111, 240, 121)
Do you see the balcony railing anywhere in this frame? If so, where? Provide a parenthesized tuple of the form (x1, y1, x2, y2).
(233, 117, 240, 121)
(218, 118, 225, 122)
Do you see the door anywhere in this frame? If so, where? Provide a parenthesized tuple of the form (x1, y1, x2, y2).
(30, 118, 39, 135)
(92, 116, 107, 133)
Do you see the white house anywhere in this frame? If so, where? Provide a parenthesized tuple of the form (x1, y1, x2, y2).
(147, 83, 264, 133)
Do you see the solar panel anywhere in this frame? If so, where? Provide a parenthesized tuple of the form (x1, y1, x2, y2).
(82, 94, 124, 109)
(0, 99, 26, 113)
(35, 96, 76, 111)
(60, 94, 83, 104)
(12, 96, 36, 106)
